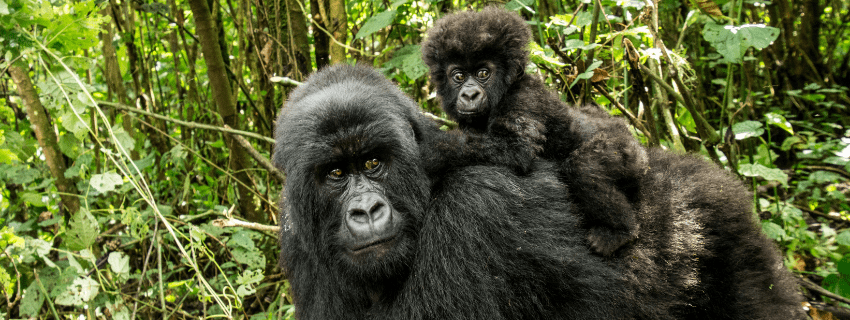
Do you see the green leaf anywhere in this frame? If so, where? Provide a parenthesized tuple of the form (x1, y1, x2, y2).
(66, 252, 84, 273)
(765, 113, 793, 134)
(739, 163, 788, 186)
(761, 221, 785, 240)
(112, 126, 135, 153)
(0, 0, 9, 15)
(19, 281, 44, 317)
(0, 148, 19, 164)
(58, 133, 81, 158)
(809, 171, 845, 183)
(390, 0, 411, 9)
(563, 39, 599, 51)
(0, 267, 11, 296)
(529, 41, 565, 68)
(731, 120, 764, 140)
(90, 172, 123, 193)
(65, 207, 99, 251)
(231, 247, 266, 269)
(355, 10, 397, 39)
(385, 45, 427, 79)
(780, 136, 802, 151)
(401, 50, 427, 80)
(838, 231, 850, 247)
(54, 276, 99, 306)
(505, 0, 534, 12)
(703, 22, 779, 63)
(570, 60, 602, 88)
(59, 109, 90, 139)
(108, 252, 130, 276)
(20, 192, 47, 207)
(574, 11, 593, 27)
(235, 269, 264, 297)
(227, 231, 256, 250)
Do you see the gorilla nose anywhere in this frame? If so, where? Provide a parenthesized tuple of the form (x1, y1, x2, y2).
(345, 193, 392, 240)
(458, 87, 484, 113)
(460, 89, 480, 101)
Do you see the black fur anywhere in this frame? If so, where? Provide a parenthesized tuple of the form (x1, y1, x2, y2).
(273, 64, 632, 319)
(274, 64, 807, 319)
(612, 148, 807, 319)
(421, 7, 648, 256)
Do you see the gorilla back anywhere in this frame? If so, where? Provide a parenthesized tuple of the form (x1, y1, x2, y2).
(273, 64, 630, 319)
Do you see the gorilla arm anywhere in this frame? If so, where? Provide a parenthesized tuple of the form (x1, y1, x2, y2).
(419, 113, 547, 176)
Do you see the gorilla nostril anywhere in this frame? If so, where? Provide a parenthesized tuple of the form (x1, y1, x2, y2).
(348, 208, 370, 224)
(369, 202, 385, 216)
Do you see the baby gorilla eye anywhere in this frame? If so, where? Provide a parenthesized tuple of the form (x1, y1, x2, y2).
(477, 69, 490, 79)
(329, 168, 343, 179)
(364, 159, 381, 170)
(452, 72, 466, 83)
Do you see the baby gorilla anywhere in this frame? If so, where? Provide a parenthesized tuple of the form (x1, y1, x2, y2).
(422, 7, 647, 255)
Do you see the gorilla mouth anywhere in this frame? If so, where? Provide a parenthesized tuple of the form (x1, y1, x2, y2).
(350, 236, 397, 253)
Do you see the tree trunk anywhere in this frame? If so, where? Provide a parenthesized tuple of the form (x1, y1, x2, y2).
(328, 0, 347, 63)
(9, 65, 80, 215)
(188, 0, 261, 222)
(286, 0, 312, 79)
(311, 0, 330, 70)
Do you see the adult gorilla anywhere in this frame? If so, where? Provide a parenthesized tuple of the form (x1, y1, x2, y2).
(273, 64, 806, 319)
(273, 64, 629, 319)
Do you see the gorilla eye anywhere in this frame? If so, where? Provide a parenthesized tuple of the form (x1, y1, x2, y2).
(452, 72, 466, 83)
(364, 159, 381, 171)
(328, 168, 343, 179)
(477, 69, 490, 79)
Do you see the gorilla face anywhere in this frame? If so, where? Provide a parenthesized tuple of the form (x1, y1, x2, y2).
(274, 65, 429, 281)
(435, 59, 512, 129)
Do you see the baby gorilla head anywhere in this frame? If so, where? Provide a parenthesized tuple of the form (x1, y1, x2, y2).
(273, 64, 429, 279)
(422, 7, 531, 125)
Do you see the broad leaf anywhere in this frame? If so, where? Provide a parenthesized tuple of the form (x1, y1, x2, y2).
(731, 120, 764, 140)
(65, 207, 99, 251)
(90, 172, 123, 193)
(355, 10, 397, 39)
(739, 163, 788, 186)
(765, 113, 793, 134)
(703, 22, 779, 63)
(761, 221, 785, 240)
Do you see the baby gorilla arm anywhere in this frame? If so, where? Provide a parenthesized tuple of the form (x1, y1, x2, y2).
(422, 113, 547, 177)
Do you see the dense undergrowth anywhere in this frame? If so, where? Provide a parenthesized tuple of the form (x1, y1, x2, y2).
(1, 0, 849, 318)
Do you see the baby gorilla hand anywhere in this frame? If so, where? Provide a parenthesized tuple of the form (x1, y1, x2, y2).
(569, 132, 648, 256)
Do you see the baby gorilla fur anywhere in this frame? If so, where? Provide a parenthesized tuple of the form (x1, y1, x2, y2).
(422, 7, 647, 256)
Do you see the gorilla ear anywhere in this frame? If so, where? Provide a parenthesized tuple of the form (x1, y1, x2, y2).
(509, 61, 525, 84)
(514, 65, 525, 81)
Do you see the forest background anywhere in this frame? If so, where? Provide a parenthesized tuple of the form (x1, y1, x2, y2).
(1, 0, 849, 318)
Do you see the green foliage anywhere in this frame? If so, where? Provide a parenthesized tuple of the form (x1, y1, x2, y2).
(65, 207, 99, 251)
(703, 22, 779, 63)
(356, 10, 398, 39)
(1, 0, 849, 317)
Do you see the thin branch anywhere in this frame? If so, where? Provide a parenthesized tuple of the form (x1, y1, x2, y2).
(798, 276, 850, 305)
(422, 111, 458, 129)
(591, 82, 651, 140)
(213, 217, 280, 233)
(273, 76, 303, 86)
(801, 165, 850, 180)
(637, 64, 688, 109)
(760, 193, 845, 223)
(98, 101, 275, 143)
(225, 124, 286, 183)
(643, 0, 719, 146)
